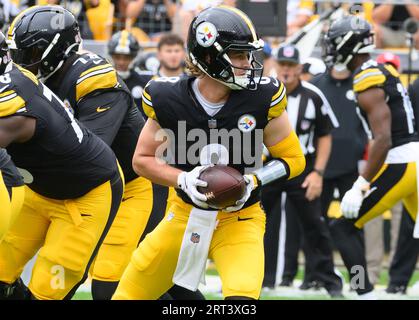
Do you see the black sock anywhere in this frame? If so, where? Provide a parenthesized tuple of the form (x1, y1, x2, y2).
(91, 279, 119, 300)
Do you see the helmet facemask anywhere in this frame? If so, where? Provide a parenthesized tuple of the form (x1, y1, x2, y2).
(191, 40, 264, 90)
(0, 34, 12, 74)
(323, 25, 375, 71)
(7, 6, 82, 82)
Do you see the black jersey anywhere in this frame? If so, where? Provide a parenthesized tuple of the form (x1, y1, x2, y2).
(2, 64, 118, 199)
(353, 60, 419, 147)
(124, 68, 154, 109)
(142, 75, 287, 208)
(0, 148, 23, 189)
(311, 72, 368, 178)
(45, 53, 144, 183)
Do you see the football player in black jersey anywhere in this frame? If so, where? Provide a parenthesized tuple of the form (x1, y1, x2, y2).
(7, 5, 151, 300)
(324, 16, 419, 299)
(113, 6, 305, 300)
(0, 31, 124, 300)
(108, 30, 154, 110)
(108, 29, 205, 300)
(0, 148, 24, 243)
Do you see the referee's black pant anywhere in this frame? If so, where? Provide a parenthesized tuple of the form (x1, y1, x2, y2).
(301, 171, 360, 284)
(262, 166, 343, 293)
(388, 206, 419, 288)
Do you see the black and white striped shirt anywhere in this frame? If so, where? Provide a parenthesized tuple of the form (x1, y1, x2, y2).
(286, 81, 339, 158)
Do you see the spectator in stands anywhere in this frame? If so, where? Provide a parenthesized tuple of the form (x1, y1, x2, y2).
(111, 0, 130, 31)
(175, 0, 236, 43)
(0, 0, 19, 33)
(287, 0, 314, 37)
(155, 33, 185, 77)
(372, 2, 419, 49)
(45, 0, 99, 39)
(261, 41, 277, 77)
(125, 0, 177, 41)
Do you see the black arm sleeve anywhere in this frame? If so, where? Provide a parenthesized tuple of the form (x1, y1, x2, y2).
(408, 79, 419, 131)
(76, 90, 130, 146)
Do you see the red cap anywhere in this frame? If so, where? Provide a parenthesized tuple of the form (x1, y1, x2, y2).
(376, 52, 401, 71)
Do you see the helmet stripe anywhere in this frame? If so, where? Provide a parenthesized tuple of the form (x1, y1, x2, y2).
(219, 6, 257, 42)
(119, 30, 129, 50)
(8, 5, 42, 39)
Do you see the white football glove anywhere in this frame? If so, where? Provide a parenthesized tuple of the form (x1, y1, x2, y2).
(340, 176, 370, 219)
(223, 174, 257, 212)
(177, 166, 210, 209)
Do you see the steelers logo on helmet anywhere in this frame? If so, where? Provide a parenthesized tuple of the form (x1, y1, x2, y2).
(238, 114, 257, 132)
(196, 22, 217, 48)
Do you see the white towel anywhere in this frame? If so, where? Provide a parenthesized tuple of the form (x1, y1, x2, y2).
(413, 161, 419, 239)
(173, 207, 218, 291)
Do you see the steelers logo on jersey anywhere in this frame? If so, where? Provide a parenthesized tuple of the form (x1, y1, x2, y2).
(346, 90, 355, 101)
(238, 114, 257, 132)
(196, 22, 217, 47)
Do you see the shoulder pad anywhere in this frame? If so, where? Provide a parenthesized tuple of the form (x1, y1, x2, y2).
(0, 89, 26, 117)
(353, 62, 386, 93)
(73, 53, 118, 101)
(141, 77, 184, 120)
(257, 77, 287, 120)
(0, 65, 40, 117)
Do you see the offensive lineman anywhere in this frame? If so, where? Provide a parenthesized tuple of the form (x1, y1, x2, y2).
(0, 31, 124, 300)
(7, 5, 151, 300)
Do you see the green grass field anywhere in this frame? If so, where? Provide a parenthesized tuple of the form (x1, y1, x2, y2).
(72, 266, 419, 300)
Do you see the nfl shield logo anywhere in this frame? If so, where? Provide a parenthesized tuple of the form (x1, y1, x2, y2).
(301, 120, 310, 131)
(190, 232, 200, 244)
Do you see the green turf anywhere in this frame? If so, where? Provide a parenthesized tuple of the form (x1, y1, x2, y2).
(73, 291, 92, 300)
(72, 268, 419, 300)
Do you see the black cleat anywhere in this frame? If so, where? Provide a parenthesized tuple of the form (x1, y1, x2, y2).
(386, 284, 407, 295)
(299, 280, 322, 291)
(279, 278, 293, 287)
(328, 289, 344, 298)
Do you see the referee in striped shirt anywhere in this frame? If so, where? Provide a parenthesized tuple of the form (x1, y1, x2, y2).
(262, 45, 343, 297)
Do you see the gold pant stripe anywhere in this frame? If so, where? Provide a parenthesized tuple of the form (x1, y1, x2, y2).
(0, 171, 11, 242)
(91, 176, 153, 282)
(355, 162, 417, 228)
(0, 176, 121, 300)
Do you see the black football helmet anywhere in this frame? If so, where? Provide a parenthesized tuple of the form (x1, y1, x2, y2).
(0, 31, 12, 75)
(323, 15, 375, 70)
(108, 30, 140, 57)
(187, 6, 264, 90)
(7, 5, 81, 80)
(108, 30, 141, 79)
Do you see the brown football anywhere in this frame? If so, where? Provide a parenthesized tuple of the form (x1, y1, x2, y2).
(197, 165, 247, 209)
